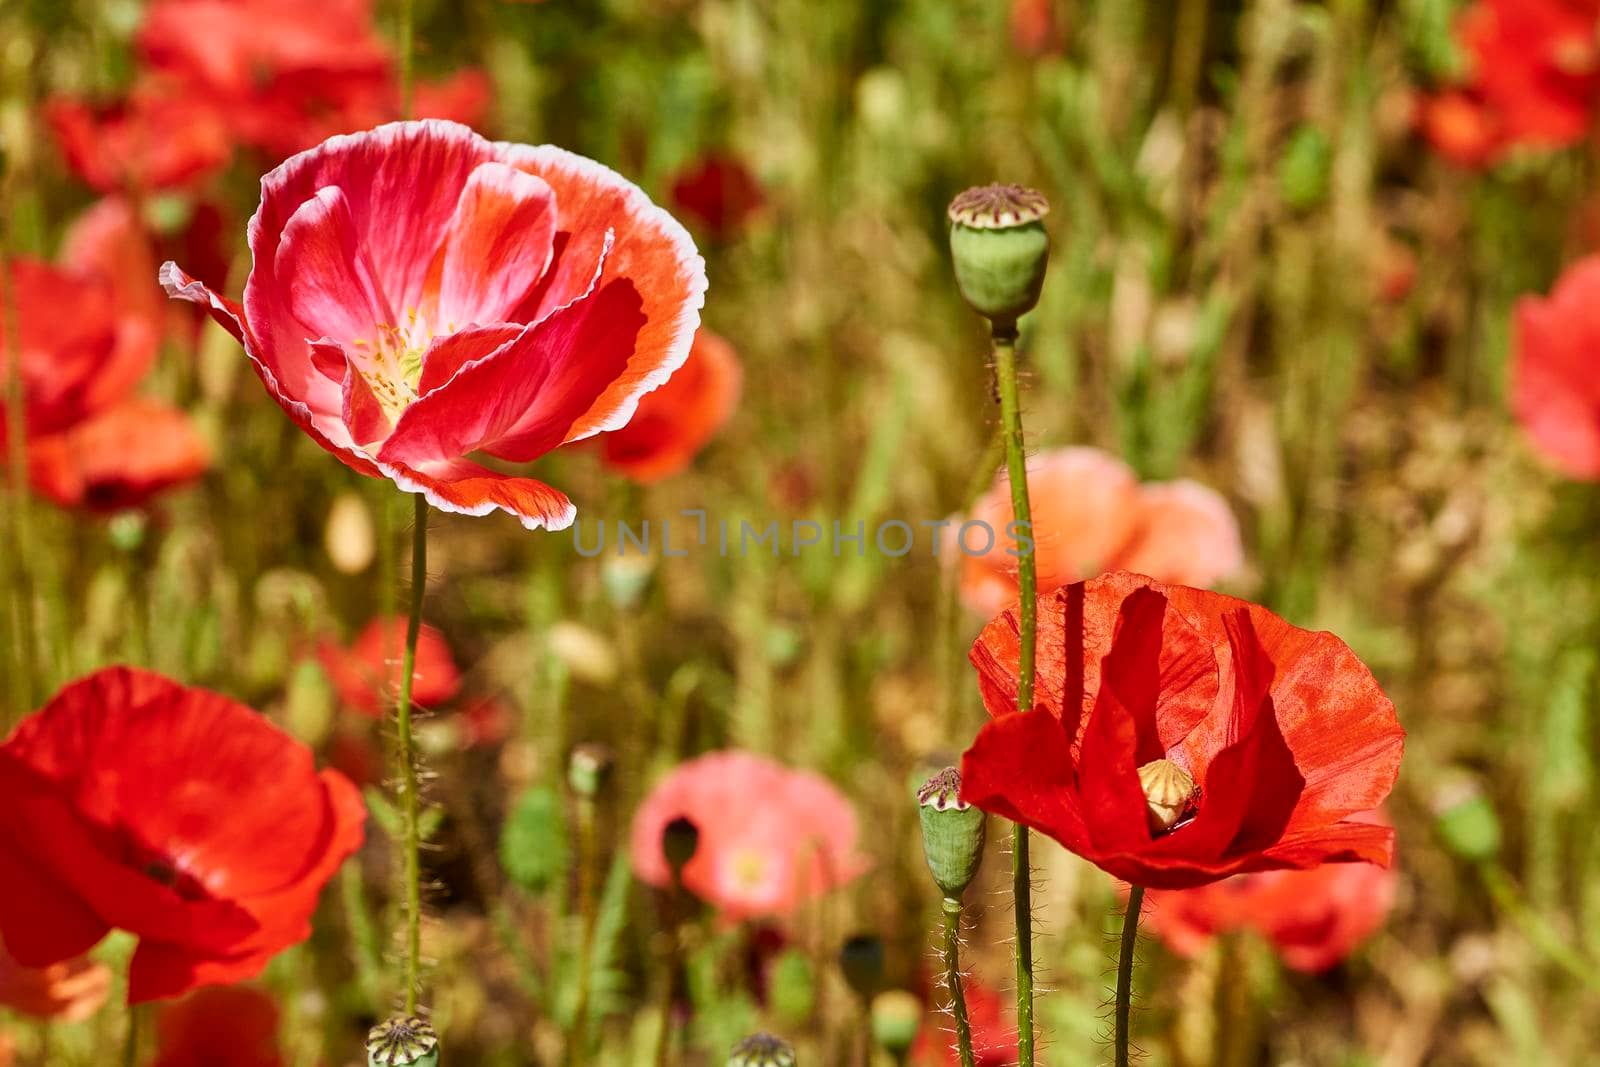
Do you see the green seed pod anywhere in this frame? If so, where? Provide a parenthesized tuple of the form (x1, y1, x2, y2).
(567, 742, 615, 799)
(869, 990, 922, 1055)
(728, 1032, 797, 1067)
(367, 1016, 439, 1067)
(947, 184, 1051, 333)
(662, 815, 701, 878)
(917, 768, 986, 899)
(837, 933, 886, 1000)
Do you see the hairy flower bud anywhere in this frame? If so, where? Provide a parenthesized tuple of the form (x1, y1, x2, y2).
(838, 933, 886, 1000)
(948, 183, 1051, 332)
(1137, 758, 1199, 834)
(869, 990, 922, 1054)
(662, 814, 701, 879)
(917, 767, 986, 898)
(367, 1017, 439, 1067)
(728, 1032, 796, 1067)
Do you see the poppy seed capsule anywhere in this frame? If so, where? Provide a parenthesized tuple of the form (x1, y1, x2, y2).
(948, 183, 1051, 332)
(1137, 758, 1199, 834)
(366, 1016, 439, 1067)
(917, 767, 986, 898)
(662, 814, 701, 878)
(728, 1032, 797, 1067)
(869, 990, 922, 1054)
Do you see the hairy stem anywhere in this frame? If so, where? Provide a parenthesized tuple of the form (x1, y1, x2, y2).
(396, 493, 428, 1014)
(942, 898, 977, 1067)
(1116, 885, 1146, 1067)
(993, 326, 1036, 1064)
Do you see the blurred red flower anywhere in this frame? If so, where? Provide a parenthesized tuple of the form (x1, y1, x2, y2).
(1009, 0, 1062, 57)
(0, 945, 110, 1023)
(164, 120, 706, 529)
(46, 83, 233, 194)
(668, 153, 765, 240)
(0, 667, 365, 1002)
(152, 985, 282, 1067)
(137, 0, 491, 161)
(595, 327, 741, 482)
(630, 751, 867, 920)
(1512, 255, 1600, 479)
(955, 447, 1242, 619)
(912, 975, 1017, 1066)
(960, 572, 1403, 890)
(1423, 0, 1600, 166)
(1139, 811, 1398, 972)
(2, 200, 209, 510)
(318, 615, 463, 717)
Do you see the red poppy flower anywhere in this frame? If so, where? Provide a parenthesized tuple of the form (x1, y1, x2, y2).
(960, 572, 1403, 890)
(46, 83, 233, 194)
(0, 667, 365, 1003)
(163, 120, 706, 529)
(668, 153, 765, 240)
(318, 615, 463, 717)
(1512, 255, 1600, 479)
(1009, 0, 1062, 57)
(955, 447, 1242, 618)
(912, 975, 1017, 1066)
(2, 200, 209, 510)
(1419, 92, 1505, 168)
(630, 751, 867, 920)
(1424, 0, 1600, 165)
(1138, 811, 1398, 972)
(594, 327, 741, 482)
(152, 985, 282, 1067)
(0, 945, 111, 1023)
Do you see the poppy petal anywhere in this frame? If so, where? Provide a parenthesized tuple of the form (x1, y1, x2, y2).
(435, 161, 557, 328)
(275, 186, 395, 341)
(959, 708, 1090, 854)
(380, 456, 576, 531)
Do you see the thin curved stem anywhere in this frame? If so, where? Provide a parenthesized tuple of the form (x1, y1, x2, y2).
(566, 795, 599, 1066)
(396, 493, 428, 1014)
(992, 327, 1036, 1064)
(398, 0, 416, 119)
(1116, 885, 1146, 1067)
(121, 1006, 139, 1067)
(941, 898, 977, 1067)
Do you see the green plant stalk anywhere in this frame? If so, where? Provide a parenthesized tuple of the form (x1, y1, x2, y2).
(396, 493, 428, 1015)
(566, 795, 599, 1066)
(1116, 885, 1145, 1067)
(341, 864, 386, 1011)
(993, 328, 1036, 1064)
(398, 0, 416, 119)
(121, 1005, 139, 1067)
(1, 220, 37, 724)
(941, 898, 977, 1067)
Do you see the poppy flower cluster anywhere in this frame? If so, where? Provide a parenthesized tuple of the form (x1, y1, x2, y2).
(1511, 255, 1600, 479)
(630, 751, 867, 920)
(954, 447, 1242, 618)
(164, 119, 707, 530)
(1138, 811, 1399, 973)
(47, 0, 491, 193)
(0, 667, 364, 1002)
(960, 572, 1404, 890)
(1421, 0, 1600, 167)
(2, 198, 209, 511)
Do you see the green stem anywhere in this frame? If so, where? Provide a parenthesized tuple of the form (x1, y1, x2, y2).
(941, 898, 977, 1067)
(992, 327, 1036, 1064)
(1, 211, 37, 724)
(121, 1005, 139, 1067)
(1116, 885, 1145, 1067)
(396, 493, 428, 1014)
(398, 0, 416, 119)
(566, 795, 599, 1066)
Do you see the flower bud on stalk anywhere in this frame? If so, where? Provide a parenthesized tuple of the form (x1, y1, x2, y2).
(728, 1032, 797, 1066)
(662, 815, 700, 881)
(947, 184, 1051, 335)
(870, 990, 922, 1057)
(367, 1017, 439, 1067)
(838, 933, 887, 1000)
(918, 768, 986, 899)
(567, 742, 615, 799)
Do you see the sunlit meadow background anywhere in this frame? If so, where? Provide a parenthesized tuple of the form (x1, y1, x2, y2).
(3, 0, 1598, 1063)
